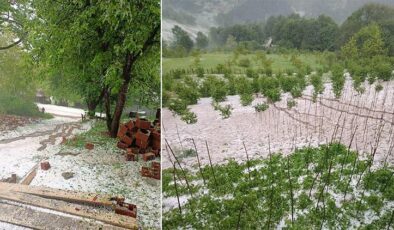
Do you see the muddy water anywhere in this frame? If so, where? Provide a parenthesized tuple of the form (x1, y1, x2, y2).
(163, 79, 394, 170)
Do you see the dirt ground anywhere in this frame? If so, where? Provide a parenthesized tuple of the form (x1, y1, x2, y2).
(162, 78, 394, 170)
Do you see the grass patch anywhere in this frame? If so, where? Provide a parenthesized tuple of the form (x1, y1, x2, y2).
(65, 120, 117, 149)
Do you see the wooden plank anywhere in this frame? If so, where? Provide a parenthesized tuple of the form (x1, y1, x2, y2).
(20, 164, 38, 185)
(0, 202, 126, 230)
(0, 182, 116, 207)
(0, 190, 137, 229)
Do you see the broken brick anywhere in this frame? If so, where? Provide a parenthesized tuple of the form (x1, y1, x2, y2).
(41, 161, 51, 170)
(10, 174, 17, 183)
(115, 206, 137, 218)
(85, 143, 94, 150)
(60, 136, 67, 145)
(142, 152, 155, 162)
(126, 153, 136, 161)
(117, 141, 128, 149)
(152, 149, 160, 157)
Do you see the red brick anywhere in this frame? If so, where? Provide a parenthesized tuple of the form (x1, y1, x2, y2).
(117, 125, 128, 138)
(151, 131, 160, 141)
(151, 139, 161, 150)
(152, 162, 160, 169)
(121, 135, 134, 146)
(135, 139, 148, 149)
(135, 129, 150, 143)
(126, 120, 135, 130)
(135, 118, 151, 130)
(140, 167, 151, 177)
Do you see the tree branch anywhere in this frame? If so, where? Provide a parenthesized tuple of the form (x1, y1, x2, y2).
(0, 38, 22, 50)
(132, 24, 160, 59)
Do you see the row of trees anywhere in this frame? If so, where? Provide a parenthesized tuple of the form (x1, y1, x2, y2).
(1, 0, 160, 137)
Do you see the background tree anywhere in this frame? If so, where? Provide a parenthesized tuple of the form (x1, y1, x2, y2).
(0, 0, 26, 50)
(196, 31, 208, 50)
(172, 25, 194, 53)
(339, 3, 394, 56)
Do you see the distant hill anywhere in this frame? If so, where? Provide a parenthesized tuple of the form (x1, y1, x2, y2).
(220, 0, 394, 25)
(162, 0, 394, 40)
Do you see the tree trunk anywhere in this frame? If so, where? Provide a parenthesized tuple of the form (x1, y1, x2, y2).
(108, 25, 160, 137)
(110, 52, 133, 137)
(104, 86, 112, 131)
(86, 87, 106, 118)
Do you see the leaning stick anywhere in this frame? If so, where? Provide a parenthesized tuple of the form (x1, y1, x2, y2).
(173, 163, 182, 215)
(205, 140, 218, 187)
(191, 138, 206, 186)
(165, 139, 193, 198)
(243, 141, 252, 181)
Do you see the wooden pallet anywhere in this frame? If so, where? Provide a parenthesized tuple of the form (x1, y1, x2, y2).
(0, 182, 137, 229)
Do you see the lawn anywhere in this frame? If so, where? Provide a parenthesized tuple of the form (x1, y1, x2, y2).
(163, 52, 324, 74)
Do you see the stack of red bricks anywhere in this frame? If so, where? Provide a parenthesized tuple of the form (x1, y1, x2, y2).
(117, 117, 161, 162)
(141, 162, 161, 180)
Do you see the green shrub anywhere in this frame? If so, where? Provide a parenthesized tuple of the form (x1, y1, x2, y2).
(298, 192, 312, 209)
(254, 103, 269, 112)
(196, 66, 205, 78)
(375, 84, 383, 92)
(181, 110, 198, 124)
(175, 82, 200, 105)
(365, 195, 384, 213)
(287, 99, 297, 109)
(0, 94, 50, 118)
(218, 104, 232, 119)
(200, 76, 228, 102)
(235, 76, 253, 95)
(238, 58, 251, 68)
(212, 102, 232, 119)
(168, 98, 188, 115)
(331, 65, 345, 98)
(265, 89, 281, 102)
(240, 93, 253, 106)
(246, 68, 258, 78)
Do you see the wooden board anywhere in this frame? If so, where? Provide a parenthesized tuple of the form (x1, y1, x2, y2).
(0, 183, 137, 229)
(0, 202, 126, 230)
(20, 164, 38, 185)
(0, 182, 116, 207)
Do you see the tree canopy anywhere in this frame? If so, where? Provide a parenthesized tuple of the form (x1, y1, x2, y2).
(11, 0, 161, 136)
